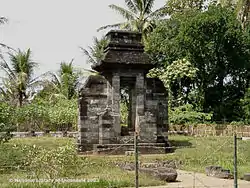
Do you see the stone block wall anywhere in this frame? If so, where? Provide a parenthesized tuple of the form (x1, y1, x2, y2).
(78, 75, 109, 151)
(141, 78, 168, 143)
(78, 75, 169, 151)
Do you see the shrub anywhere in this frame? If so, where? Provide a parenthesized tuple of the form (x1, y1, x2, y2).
(22, 142, 89, 182)
(13, 98, 77, 131)
(0, 103, 15, 143)
(169, 104, 212, 126)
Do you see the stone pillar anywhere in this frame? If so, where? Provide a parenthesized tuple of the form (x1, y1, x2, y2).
(99, 109, 114, 144)
(131, 88, 137, 131)
(135, 73, 144, 132)
(112, 73, 121, 135)
(77, 97, 93, 151)
(128, 89, 132, 130)
(128, 87, 136, 131)
(107, 76, 113, 107)
(156, 100, 169, 144)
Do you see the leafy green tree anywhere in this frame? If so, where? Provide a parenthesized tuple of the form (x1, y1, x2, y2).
(0, 49, 39, 106)
(241, 88, 250, 123)
(148, 58, 198, 107)
(14, 97, 77, 131)
(236, 0, 250, 28)
(47, 98, 78, 131)
(169, 104, 212, 127)
(218, 0, 250, 29)
(164, 0, 207, 15)
(98, 0, 166, 40)
(147, 5, 250, 121)
(14, 102, 49, 131)
(80, 36, 108, 65)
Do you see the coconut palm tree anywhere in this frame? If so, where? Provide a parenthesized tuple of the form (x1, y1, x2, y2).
(48, 60, 79, 100)
(34, 59, 97, 103)
(80, 36, 108, 65)
(97, 0, 166, 40)
(44, 60, 92, 100)
(0, 49, 39, 106)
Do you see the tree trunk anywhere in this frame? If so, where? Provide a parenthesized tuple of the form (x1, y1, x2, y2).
(18, 92, 23, 107)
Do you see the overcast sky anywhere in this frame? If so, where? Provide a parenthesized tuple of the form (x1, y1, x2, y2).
(0, 0, 165, 76)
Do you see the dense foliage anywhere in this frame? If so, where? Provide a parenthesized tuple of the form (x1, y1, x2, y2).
(0, 58, 80, 132)
(169, 104, 212, 126)
(13, 98, 77, 131)
(0, 103, 15, 143)
(2, 0, 250, 136)
(146, 5, 250, 123)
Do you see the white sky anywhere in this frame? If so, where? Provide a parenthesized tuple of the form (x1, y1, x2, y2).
(0, 0, 165, 76)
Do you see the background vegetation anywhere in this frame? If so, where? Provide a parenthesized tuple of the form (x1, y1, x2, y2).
(2, 0, 250, 133)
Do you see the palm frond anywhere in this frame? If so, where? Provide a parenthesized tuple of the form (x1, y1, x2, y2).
(98, 0, 166, 40)
(29, 71, 52, 84)
(80, 47, 97, 64)
(109, 4, 135, 20)
(28, 80, 45, 90)
(135, 0, 145, 12)
(50, 72, 61, 86)
(125, 0, 138, 13)
(80, 35, 109, 66)
(144, 0, 155, 15)
(97, 22, 126, 31)
(0, 56, 16, 80)
(88, 46, 96, 57)
(0, 43, 15, 51)
(43, 72, 62, 94)
(77, 68, 99, 77)
(93, 37, 99, 46)
(120, 22, 132, 30)
(146, 6, 167, 19)
(0, 87, 6, 95)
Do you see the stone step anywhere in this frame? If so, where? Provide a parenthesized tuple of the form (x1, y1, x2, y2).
(92, 143, 167, 155)
(119, 136, 134, 144)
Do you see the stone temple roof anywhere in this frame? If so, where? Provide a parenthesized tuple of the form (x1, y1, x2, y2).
(91, 30, 153, 72)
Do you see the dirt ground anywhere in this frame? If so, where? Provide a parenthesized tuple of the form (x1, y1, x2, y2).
(140, 170, 250, 188)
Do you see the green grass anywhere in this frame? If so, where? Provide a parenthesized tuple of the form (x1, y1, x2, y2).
(139, 135, 250, 178)
(0, 135, 250, 187)
(0, 137, 165, 188)
(2, 179, 129, 188)
(10, 137, 74, 149)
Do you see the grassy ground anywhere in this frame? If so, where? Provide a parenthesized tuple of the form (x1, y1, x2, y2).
(139, 135, 250, 178)
(0, 137, 165, 188)
(0, 135, 250, 187)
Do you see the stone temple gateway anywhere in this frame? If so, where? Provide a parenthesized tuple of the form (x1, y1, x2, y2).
(77, 30, 169, 154)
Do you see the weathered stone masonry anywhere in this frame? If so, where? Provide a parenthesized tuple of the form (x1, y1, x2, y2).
(77, 30, 168, 153)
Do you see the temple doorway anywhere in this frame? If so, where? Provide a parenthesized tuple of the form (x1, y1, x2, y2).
(120, 76, 136, 136)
